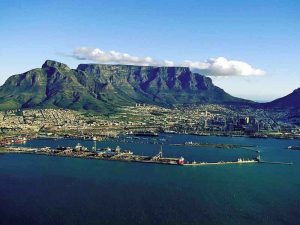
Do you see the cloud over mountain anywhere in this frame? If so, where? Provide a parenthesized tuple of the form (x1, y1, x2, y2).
(73, 47, 168, 67)
(71, 47, 265, 77)
(182, 57, 265, 77)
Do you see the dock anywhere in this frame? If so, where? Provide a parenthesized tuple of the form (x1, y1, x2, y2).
(183, 159, 258, 166)
(1, 145, 185, 166)
(1, 145, 293, 167)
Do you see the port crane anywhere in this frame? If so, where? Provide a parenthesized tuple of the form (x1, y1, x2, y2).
(152, 145, 163, 160)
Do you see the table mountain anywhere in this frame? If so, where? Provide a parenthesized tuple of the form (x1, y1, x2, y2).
(0, 60, 251, 112)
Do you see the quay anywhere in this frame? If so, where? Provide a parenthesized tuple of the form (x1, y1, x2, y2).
(1, 145, 185, 166)
(0, 144, 260, 167)
(183, 159, 258, 166)
(1, 144, 292, 167)
(183, 159, 293, 166)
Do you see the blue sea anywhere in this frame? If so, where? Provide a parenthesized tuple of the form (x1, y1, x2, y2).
(0, 134, 299, 225)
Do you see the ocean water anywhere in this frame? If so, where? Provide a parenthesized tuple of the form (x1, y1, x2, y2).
(0, 134, 300, 225)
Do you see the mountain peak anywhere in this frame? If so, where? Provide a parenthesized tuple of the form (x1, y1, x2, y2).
(42, 60, 70, 71)
(0, 61, 251, 112)
(264, 87, 300, 109)
(292, 88, 300, 93)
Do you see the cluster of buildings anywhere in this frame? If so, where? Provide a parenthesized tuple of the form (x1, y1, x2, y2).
(118, 104, 298, 137)
(0, 109, 120, 137)
(0, 104, 299, 139)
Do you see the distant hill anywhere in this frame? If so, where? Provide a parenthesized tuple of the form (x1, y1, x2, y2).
(0, 60, 251, 112)
(264, 88, 300, 109)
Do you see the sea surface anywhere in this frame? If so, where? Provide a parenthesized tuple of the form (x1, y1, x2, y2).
(0, 134, 300, 225)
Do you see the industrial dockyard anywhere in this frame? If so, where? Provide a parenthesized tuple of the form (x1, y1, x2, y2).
(0, 143, 263, 167)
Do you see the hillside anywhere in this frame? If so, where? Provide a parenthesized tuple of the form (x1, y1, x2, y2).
(0, 60, 251, 112)
(264, 88, 300, 109)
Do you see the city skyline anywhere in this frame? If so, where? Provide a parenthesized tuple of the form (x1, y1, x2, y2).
(1, 0, 299, 101)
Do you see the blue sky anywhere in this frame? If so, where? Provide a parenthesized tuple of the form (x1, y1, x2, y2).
(1, 0, 299, 101)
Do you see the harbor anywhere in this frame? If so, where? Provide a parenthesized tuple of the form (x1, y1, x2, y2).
(1, 145, 186, 166)
(1, 140, 292, 166)
(1, 129, 297, 168)
(0, 135, 298, 225)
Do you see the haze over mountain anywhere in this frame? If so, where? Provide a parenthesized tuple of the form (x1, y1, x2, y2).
(0, 60, 251, 112)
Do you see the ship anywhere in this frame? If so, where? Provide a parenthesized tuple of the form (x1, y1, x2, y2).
(134, 131, 159, 137)
(73, 143, 88, 151)
(178, 157, 185, 165)
(288, 146, 300, 150)
(57, 146, 68, 151)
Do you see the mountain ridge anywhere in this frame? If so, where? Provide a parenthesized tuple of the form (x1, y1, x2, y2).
(263, 88, 300, 109)
(0, 60, 252, 112)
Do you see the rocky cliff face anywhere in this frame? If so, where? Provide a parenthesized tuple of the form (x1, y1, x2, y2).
(0, 60, 250, 112)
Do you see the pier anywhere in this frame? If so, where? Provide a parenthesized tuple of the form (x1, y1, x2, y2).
(1, 144, 293, 167)
(183, 159, 258, 166)
(1, 145, 256, 167)
(1, 145, 184, 166)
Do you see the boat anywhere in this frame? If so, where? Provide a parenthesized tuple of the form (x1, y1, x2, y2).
(178, 157, 185, 165)
(163, 130, 177, 134)
(288, 146, 300, 150)
(57, 146, 69, 151)
(73, 143, 88, 151)
(134, 131, 159, 137)
(14, 139, 26, 144)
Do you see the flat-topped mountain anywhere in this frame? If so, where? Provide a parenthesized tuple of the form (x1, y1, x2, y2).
(0, 60, 251, 112)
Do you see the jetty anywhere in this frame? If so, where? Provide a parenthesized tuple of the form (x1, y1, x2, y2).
(183, 159, 258, 166)
(0, 145, 255, 167)
(170, 141, 256, 149)
(1, 145, 185, 166)
(1, 144, 292, 167)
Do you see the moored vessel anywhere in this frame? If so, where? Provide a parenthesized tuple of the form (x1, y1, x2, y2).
(288, 146, 300, 150)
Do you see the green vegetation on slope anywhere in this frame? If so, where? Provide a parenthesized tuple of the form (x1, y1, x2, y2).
(0, 60, 251, 112)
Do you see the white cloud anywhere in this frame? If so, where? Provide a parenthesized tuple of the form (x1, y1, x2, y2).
(182, 57, 265, 76)
(163, 60, 175, 67)
(73, 47, 169, 67)
(71, 47, 265, 77)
